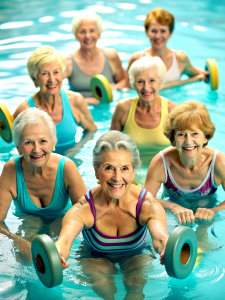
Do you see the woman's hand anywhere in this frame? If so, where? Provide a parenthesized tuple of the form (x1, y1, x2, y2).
(194, 207, 215, 222)
(60, 256, 70, 269)
(170, 203, 195, 225)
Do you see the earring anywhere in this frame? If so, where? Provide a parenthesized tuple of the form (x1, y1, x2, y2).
(52, 146, 55, 151)
(97, 180, 100, 184)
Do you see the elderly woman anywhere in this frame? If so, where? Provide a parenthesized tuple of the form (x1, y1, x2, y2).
(0, 108, 87, 261)
(144, 100, 225, 225)
(63, 10, 127, 104)
(13, 45, 97, 150)
(55, 131, 168, 299)
(128, 7, 207, 88)
(110, 55, 177, 165)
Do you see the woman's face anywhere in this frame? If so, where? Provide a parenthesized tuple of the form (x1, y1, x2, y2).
(146, 19, 172, 50)
(34, 60, 63, 96)
(95, 150, 135, 201)
(76, 19, 100, 50)
(17, 122, 54, 168)
(134, 67, 160, 103)
(174, 127, 208, 160)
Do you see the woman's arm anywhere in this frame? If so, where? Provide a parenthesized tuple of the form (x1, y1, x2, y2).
(144, 152, 195, 225)
(196, 150, 225, 219)
(63, 159, 88, 205)
(104, 48, 127, 90)
(110, 99, 131, 131)
(55, 199, 93, 264)
(139, 193, 168, 261)
(176, 50, 207, 79)
(68, 91, 97, 131)
(144, 153, 165, 197)
(13, 101, 30, 119)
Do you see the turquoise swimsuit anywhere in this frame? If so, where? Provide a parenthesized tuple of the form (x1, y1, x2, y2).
(27, 90, 78, 147)
(82, 188, 148, 253)
(13, 156, 71, 218)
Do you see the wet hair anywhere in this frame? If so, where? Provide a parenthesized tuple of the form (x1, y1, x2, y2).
(27, 45, 65, 80)
(93, 130, 141, 169)
(128, 56, 166, 89)
(163, 100, 215, 146)
(13, 107, 57, 147)
(72, 10, 104, 36)
(144, 7, 175, 33)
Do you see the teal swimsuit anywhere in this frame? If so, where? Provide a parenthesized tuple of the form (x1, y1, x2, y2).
(13, 156, 71, 218)
(27, 90, 78, 147)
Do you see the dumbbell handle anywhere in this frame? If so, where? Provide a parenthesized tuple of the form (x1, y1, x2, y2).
(162, 73, 205, 90)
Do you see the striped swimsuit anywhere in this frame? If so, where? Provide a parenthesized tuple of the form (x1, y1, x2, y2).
(82, 188, 148, 254)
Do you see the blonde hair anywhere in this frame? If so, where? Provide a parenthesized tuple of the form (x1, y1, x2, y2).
(128, 56, 166, 89)
(144, 7, 175, 33)
(27, 45, 65, 79)
(163, 100, 215, 146)
(72, 10, 104, 37)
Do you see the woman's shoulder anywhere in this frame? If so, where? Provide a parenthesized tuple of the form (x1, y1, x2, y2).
(174, 49, 189, 63)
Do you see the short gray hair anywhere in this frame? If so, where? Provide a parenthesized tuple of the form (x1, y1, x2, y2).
(93, 130, 141, 169)
(128, 56, 166, 89)
(13, 107, 57, 147)
(72, 10, 104, 36)
(27, 45, 65, 80)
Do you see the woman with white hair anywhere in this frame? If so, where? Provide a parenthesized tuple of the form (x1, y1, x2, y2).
(13, 45, 97, 149)
(110, 55, 177, 164)
(63, 10, 127, 104)
(0, 108, 87, 262)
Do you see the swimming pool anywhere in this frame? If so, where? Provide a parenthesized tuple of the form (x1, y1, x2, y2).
(1, 0, 225, 298)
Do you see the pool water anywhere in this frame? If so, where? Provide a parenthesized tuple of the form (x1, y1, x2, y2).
(1, 0, 225, 299)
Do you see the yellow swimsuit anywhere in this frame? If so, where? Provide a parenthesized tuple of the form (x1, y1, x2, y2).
(124, 96, 171, 164)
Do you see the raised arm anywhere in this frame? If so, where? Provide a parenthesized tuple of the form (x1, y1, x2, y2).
(139, 192, 168, 260)
(55, 198, 94, 265)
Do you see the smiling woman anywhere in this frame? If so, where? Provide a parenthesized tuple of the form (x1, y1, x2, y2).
(110, 55, 177, 164)
(54, 130, 169, 299)
(63, 10, 127, 104)
(127, 7, 208, 88)
(0, 107, 87, 263)
(13, 45, 97, 149)
(144, 100, 225, 225)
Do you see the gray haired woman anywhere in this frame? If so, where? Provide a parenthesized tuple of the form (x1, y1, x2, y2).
(110, 55, 177, 165)
(63, 10, 127, 104)
(55, 130, 168, 299)
(0, 107, 87, 262)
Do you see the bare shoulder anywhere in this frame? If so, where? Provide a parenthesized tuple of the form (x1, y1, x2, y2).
(128, 51, 143, 68)
(65, 90, 84, 107)
(140, 191, 166, 221)
(0, 159, 17, 187)
(214, 149, 225, 172)
(167, 98, 178, 112)
(103, 48, 119, 59)
(174, 50, 189, 64)
(13, 101, 30, 119)
(116, 97, 134, 112)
